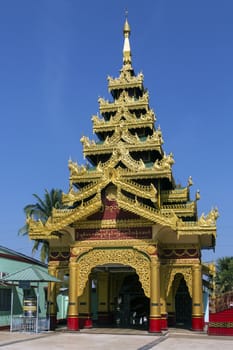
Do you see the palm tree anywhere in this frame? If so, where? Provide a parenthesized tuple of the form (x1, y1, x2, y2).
(18, 188, 63, 262)
(215, 256, 233, 293)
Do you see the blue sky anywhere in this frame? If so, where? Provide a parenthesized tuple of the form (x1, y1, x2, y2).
(0, 0, 232, 262)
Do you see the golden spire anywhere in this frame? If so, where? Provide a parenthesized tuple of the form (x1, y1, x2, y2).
(123, 13, 132, 67)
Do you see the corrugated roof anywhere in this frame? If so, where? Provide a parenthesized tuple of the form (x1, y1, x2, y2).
(0, 245, 47, 267)
(1, 265, 60, 282)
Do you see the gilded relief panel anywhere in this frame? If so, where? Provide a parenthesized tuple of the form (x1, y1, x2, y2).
(77, 248, 151, 297)
(164, 266, 193, 298)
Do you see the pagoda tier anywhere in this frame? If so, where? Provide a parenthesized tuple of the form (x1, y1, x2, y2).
(92, 108, 155, 133)
(108, 71, 144, 92)
(28, 18, 218, 252)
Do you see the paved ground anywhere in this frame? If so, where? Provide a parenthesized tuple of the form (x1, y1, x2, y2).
(0, 328, 232, 350)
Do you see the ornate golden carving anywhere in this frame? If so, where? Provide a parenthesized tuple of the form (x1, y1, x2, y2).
(77, 248, 150, 297)
(164, 266, 193, 297)
(198, 208, 219, 226)
(71, 246, 93, 258)
(161, 187, 189, 203)
(98, 91, 149, 113)
(92, 108, 155, 132)
(146, 245, 157, 255)
(161, 201, 196, 217)
(107, 71, 144, 90)
(28, 192, 102, 239)
(117, 191, 178, 229)
(153, 152, 174, 171)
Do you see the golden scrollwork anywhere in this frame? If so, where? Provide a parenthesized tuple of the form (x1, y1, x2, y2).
(198, 208, 219, 226)
(132, 244, 156, 257)
(28, 193, 102, 239)
(107, 71, 144, 90)
(164, 266, 193, 298)
(77, 248, 151, 297)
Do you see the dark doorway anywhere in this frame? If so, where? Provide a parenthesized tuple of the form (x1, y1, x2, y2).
(117, 274, 149, 329)
(175, 277, 192, 328)
(90, 266, 149, 329)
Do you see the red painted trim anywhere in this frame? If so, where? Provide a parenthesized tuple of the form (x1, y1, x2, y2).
(67, 316, 79, 331)
(84, 317, 93, 329)
(192, 316, 203, 331)
(208, 327, 233, 336)
(149, 317, 161, 333)
(160, 316, 168, 330)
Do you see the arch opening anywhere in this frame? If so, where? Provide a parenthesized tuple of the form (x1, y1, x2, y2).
(88, 263, 149, 329)
(174, 274, 192, 328)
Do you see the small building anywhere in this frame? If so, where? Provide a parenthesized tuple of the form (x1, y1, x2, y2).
(0, 246, 48, 330)
(27, 19, 218, 333)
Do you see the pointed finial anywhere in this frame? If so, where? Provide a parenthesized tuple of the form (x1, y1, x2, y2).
(123, 12, 132, 67)
(196, 189, 200, 201)
(188, 176, 193, 187)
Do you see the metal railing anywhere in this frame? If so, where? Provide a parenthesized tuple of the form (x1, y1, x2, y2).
(11, 316, 50, 333)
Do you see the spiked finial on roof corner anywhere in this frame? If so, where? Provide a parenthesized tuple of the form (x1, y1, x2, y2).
(123, 14, 132, 68)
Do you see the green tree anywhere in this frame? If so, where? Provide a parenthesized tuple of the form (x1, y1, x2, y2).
(215, 256, 233, 293)
(18, 188, 63, 263)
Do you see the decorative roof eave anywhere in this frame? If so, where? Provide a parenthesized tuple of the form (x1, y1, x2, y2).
(28, 193, 102, 240)
(82, 143, 162, 157)
(68, 160, 102, 183)
(63, 179, 105, 205)
(177, 226, 217, 237)
(161, 201, 196, 218)
(92, 108, 155, 128)
(177, 227, 216, 249)
(176, 208, 218, 245)
(98, 94, 149, 113)
(92, 150, 173, 176)
(161, 187, 189, 203)
(119, 167, 173, 181)
(69, 165, 173, 184)
(113, 178, 157, 202)
(81, 129, 163, 156)
(65, 168, 158, 207)
(70, 172, 102, 184)
(117, 191, 178, 230)
(93, 120, 154, 133)
(107, 72, 144, 91)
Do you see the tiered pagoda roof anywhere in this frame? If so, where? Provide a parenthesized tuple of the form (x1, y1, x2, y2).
(28, 19, 218, 250)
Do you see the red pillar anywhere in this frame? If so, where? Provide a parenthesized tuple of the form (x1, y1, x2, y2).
(192, 315, 204, 331)
(67, 315, 79, 331)
(149, 316, 161, 332)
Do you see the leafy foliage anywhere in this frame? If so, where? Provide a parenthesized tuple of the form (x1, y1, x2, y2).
(215, 256, 233, 293)
(18, 189, 63, 263)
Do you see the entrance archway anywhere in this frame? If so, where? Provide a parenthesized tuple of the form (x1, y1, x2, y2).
(175, 275, 192, 328)
(76, 248, 151, 329)
(77, 248, 151, 297)
(89, 264, 149, 328)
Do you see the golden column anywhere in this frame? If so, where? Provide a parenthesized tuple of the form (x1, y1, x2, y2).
(160, 265, 168, 330)
(192, 264, 204, 331)
(97, 271, 109, 325)
(48, 263, 58, 330)
(149, 257, 161, 332)
(67, 260, 79, 331)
